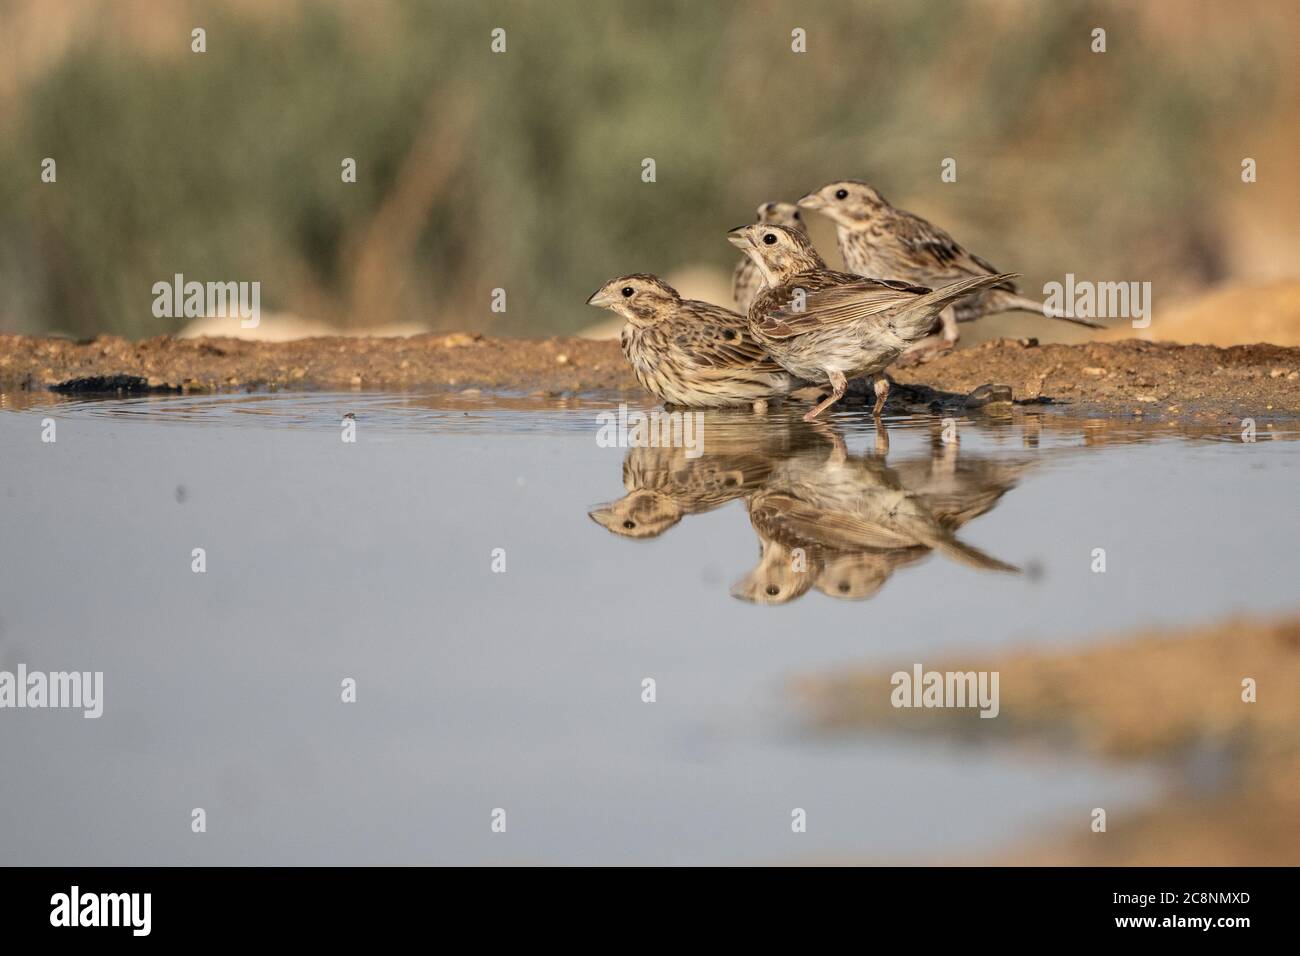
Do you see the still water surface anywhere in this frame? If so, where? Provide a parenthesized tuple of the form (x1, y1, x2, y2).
(1, 392, 1295, 863)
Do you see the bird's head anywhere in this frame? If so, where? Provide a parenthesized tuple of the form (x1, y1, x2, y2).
(798, 179, 888, 228)
(588, 490, 684, 539)
(726, 223, 824, 286)
(815, 552, 893, 601)
(586, 274, 680, 324)
(753, 201, 807, 232)
(730, 538, 818, 605)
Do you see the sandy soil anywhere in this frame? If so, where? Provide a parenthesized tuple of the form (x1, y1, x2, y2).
(793, 614, 1300, 865)
(3, 332, 1300, 421)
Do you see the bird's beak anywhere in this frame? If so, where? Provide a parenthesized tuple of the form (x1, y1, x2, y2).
(729, 576, 757, 601)
(586, 288, 610, 308)
(797, 191, 825, 210)
(726, 226, 751, 249)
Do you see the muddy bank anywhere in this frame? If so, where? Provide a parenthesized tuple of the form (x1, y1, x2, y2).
(2, 332, 1299, 419)
(793, 614, 1300, 865)
(0, 332, 628, 396)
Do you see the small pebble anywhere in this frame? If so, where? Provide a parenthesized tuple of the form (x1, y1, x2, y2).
(965, 383, 1014, 408)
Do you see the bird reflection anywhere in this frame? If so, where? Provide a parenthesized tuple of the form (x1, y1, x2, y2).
(590, 413, 1026, 605)
(735, 423, 1020, 604)
(587, 415, 812, 539)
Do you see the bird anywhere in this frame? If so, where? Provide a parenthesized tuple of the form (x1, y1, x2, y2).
(813, 549, 929, 602)
(727, 223, 1017, 419)
(588, 415, 829, 540)
(732, 422, 1018, 604)
(798, 179, 1105, 359)
(587, 274, 801, 408)
(729, 535, 824, 605)
(732, 201, 808, 313)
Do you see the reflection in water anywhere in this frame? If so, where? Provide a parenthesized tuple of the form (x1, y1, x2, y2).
(2, 391, 1294, 864)
(586, 419, 799, 538)
(589, 414, 1028, 604)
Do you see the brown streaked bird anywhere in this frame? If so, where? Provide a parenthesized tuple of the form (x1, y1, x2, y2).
(588, 415, 828, 540)
(727, 224, 1016, 419)
(798, 179, 1105, 357)
(729, 536, 822, 605)
(813, 549, 929, 602)
(588, 431, 777, 539)
(587, 274, 800, 409)
(734, 423, 1018, 605)
(732, 201, 808, 314)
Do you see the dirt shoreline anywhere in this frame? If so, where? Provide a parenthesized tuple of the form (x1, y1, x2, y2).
(3, 332, 1299, 419)
(793, 614, 1300, 865)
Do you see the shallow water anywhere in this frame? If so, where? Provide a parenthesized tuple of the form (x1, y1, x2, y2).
(1, 391, 1297, 864)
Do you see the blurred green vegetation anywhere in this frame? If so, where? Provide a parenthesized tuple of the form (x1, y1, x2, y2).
(0, 0, 1288, 338)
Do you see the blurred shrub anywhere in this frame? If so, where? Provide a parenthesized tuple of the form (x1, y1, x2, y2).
(0, 0, 1287, 337)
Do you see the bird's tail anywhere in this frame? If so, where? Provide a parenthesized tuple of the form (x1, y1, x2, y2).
(895, 273, 1020, 339)
(989, 291, 1108, 330)
(930, 533, 1021, 574)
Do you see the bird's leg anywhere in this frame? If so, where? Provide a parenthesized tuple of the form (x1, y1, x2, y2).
(803, 370, 847, 421)
(806, 420, 847, 462)
(872, 376, 891, 417)
(935, 427, 958, 477)
(938, 305, 959, 346)
(812, 422, 849, 463)
(872, 416, 890, 458)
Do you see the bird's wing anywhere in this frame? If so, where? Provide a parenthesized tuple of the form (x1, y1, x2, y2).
(752, 272, 930, 339)
(751, 494, 915, 551)
(671, 301, 786, 369)
(895, 212, 1018, 293)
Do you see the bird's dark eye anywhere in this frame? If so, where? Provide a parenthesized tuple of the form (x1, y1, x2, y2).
(722, 329, 736, 340)
(765, 585, 780, 596)
(835, 188, 849, 200)
(793, 212, 801, 219)
(762, 233, 777, 245)
(621, 286, 634, 297)
(623, 520, 636, 529)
